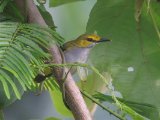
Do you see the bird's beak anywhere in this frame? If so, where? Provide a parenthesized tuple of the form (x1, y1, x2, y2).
(98, 38, 111, 43)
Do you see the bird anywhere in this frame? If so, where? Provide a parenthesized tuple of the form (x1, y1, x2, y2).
(35, 33, 111, 83)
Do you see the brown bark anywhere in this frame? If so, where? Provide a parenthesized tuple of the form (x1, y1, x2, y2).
(14, 0, 92, 119)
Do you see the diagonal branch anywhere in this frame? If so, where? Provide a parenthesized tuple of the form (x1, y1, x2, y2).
(14, 0, 92, 119)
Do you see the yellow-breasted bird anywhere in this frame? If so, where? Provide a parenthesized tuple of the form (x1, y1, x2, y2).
(35, 33, 111, 83)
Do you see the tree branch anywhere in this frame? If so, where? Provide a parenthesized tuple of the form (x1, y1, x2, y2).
(14, 0, 92, 119)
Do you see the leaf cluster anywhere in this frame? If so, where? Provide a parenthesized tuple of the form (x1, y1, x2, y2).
(0, 21, 64, 102)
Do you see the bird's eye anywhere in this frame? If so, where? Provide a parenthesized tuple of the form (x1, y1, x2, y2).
(86, 38, 94, 42)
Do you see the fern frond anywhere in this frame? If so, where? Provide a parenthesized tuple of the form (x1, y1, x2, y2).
(0, 22, 64, 99)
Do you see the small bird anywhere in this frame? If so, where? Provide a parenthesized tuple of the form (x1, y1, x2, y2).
(35, 33, 111, 83)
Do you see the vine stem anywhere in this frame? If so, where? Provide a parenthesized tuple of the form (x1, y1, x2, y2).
(14, 0, 92, 120)
(81, 91, 126, 120)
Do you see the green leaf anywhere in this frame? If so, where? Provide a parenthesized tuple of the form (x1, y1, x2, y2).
(44, 78, 59, 91)
(7, 54, 33, 87)
(93, 92, 159, 120)
(9, 47, 35, 78)
(37, 5, 56, 30)
(2, 66, 26, 91)
(0, 69, 21, 99)
(0, 69, 24, 108)
(3, 1, 25, 22)
(0, 75, 10, 99)
(49, 0, 85, 7)
(87, 0, 160, 119)
(0, 0, 10, 13)
(49, 88, 72, 117)
(78, 72, 109, 113)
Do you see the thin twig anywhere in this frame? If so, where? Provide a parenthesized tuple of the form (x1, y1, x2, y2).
(36, 63, 88, 68)
(81, 91, 126, 120)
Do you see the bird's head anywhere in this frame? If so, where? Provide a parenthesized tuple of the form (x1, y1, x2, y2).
(73, 34, 111, 48)
(62, 34, 111, 51)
